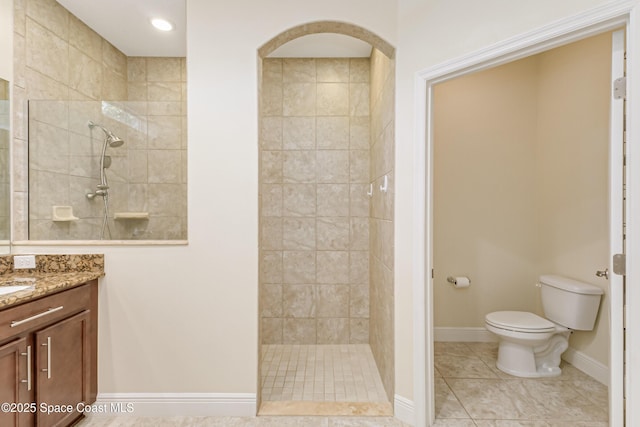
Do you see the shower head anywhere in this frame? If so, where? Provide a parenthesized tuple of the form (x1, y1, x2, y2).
(88, 121, 125, 147)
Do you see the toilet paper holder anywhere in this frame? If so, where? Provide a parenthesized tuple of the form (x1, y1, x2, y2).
(447, 276, 471, 285)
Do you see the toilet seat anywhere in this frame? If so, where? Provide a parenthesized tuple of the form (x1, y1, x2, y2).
(485, 311, 555, 333)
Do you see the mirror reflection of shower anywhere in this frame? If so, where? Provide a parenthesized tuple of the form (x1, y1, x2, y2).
(86, 121, 125, 239)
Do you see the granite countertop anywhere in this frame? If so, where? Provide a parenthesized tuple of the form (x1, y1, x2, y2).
(0, 254, 105, 309)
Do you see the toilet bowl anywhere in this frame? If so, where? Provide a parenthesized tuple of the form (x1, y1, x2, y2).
(485, 311, 570, 377)
(485, 275, 603, 378)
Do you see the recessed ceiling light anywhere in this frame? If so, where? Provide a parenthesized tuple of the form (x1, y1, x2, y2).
(151, 18, 174, 32)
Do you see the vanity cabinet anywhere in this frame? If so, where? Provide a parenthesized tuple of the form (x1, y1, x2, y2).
(0, 280, 98, 427)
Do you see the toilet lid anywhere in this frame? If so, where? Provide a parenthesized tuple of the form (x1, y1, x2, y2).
(486, 311, 556, 333)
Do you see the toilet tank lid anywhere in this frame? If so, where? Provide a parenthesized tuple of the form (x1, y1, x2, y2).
(539, 275, 603, 295)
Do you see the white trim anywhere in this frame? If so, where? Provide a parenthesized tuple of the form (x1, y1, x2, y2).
(93, 393, 256, 417)
(563, 347, 609, 386)
(414, 3, 640, 427)
(434, 327, 497, 343)
(394, 394, 415, 426)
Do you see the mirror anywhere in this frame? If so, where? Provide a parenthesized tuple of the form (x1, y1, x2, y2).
(14, 0, 187, 242)
(0, 78, 9, 252)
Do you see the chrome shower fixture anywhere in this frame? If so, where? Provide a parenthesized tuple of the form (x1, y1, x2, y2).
(87, 121, 124, 147)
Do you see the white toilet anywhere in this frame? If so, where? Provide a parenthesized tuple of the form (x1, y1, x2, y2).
(485, 275, 603, 378)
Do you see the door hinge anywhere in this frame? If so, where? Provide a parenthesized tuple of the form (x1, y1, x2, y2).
(613, 253, 626, 276)
(431, 269, 434, 279)
(614, 77, 627, 100)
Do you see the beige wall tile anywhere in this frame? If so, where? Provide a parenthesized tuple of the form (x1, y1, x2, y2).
(283, 83, 316, 116)
(261, 284, 283, 318)
(350, 319, 369, 344)
(283, 184, 316, 217)
(317, 150, 349, 183)
(317, 285, 349, 317)
(350, 149, 370, 183)
(283, 284, 316, 318)
(261, 151, 282, 184)
(14, 0, 26, 36)
(69, 47, 102, 100)
(350, 217, 369, 251)
(350, 184, 370, 217)
(349, 116, 370, 149)
(101, 68, 127, 100)
(317, 83, 349, 116)
(283, 117, 315, 149)
(283, 151, 316, 183)
(350, 83, 370, 117)
(127, 57, 147, 82)
(102, 41, 127, 78)
(261, 217, 283, 250)
(261, 184, 283, 217)
(317, 319, 349, 344)
(283, 58, 316, 83)
(349, 251, 369, 284)
(350, 284, 369, 318)
(317, 116, 349, 149)
(317, 251, 349, 284)
(283, 250, 316, 284)
(262, 318, 283, 344)
(317, 184, 349, 217)
(26, 0, 68, 40)
(283, 217, 316, 250)
(262, 82, 283, 116)
(260, 251, 283, 284)
(69, 15, 102, 62)
(261, 117, 283, 149)
(148, 183, 185, 217)
(317, 59, 349, 83)
(317, 217, 350, 250)
(148, 101, 182, 116)
(127, 82, 147, 101)
(148, 150, 181, 183)
(26, 19, 69, 85)
(283, 319, 316, 344)
(147, 57, 182, 82)
(148, 82, 182, 101)
(147, 116, 182, 149)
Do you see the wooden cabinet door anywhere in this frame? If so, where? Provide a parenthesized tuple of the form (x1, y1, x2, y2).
(35, 311, 90, 427)
(0, 337, 34, 427)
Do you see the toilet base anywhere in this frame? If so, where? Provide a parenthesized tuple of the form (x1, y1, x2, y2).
(495, 332, 570, 378)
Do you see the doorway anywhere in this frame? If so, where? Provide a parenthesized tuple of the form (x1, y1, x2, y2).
(431, 31, 615, 424)
(256, 22, 397, 417)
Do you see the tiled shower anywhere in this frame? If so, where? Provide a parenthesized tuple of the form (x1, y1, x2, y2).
(259, 51, 395, 408)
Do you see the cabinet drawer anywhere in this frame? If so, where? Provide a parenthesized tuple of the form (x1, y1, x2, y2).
(0, 285, 90, 341)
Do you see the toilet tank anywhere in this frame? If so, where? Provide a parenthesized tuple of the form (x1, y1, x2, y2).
(539, 275, 603, 330)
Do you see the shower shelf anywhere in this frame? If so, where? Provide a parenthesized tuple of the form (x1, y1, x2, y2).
(114, 212, 149, 220)
(52, 206, 79, 222)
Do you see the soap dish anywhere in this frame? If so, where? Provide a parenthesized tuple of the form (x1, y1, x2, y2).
(52, 206, 79, 222)
(114, 212, 150, 220)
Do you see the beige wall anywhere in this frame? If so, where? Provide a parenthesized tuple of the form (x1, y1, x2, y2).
(369, 47, 395, 401)
(259, 57, 371, 345)
(433, 57, 540, 327)
(536, 33, 611, 364)
(433, 33, 611, 365)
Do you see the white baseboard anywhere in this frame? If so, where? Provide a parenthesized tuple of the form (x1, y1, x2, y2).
(563, 347, 609, 386)
(93, 393, 256, 417)
(394, 394, 415, 426)
(435, 327, 608, 386)
(434, 327, 497, 342)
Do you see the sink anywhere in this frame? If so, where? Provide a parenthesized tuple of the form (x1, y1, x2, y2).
(0, 285, 33, 296)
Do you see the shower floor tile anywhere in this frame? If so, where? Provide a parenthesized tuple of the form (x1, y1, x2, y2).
(260, 344, 389, 404)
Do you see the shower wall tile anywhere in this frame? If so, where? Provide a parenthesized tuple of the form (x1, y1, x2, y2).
(283, 117, 315, 149)
(261, 117, 283, 149)
(350, 83, 370, 117)
(283, 250, 316, 284)
(317, 59, 349, 83)
(316, 217, 350, 250)
(283, 184, 316, 217)
(260, 58, 371, 345)
(283, 284, 316, 318)
(127, 57, 147, 82)
(317, 184, 349, 217)
(316, 150, 349, 183)
(146, 57, 181, 82)
(283, 83, 316, 116)
(317, 116, 349, 149)
(102, 68, 127, 100)
(26, 0, 68, 40)
(317, 83, 349, 116)
(69, 47, 102, 100)
(283, 319, 317, 344)
(69, 15, 101, 62)
(148, 150, 181, 183)
(102, 41, 127, 78)
(282, 217, 316, 250)
(283, 58, 316, 83)
(261, 284, 283, 318)
(26, 19, 68, 85)
(283, 150, 316, 183)
(148, 82, 182, 101)
(261, 184, 283, 217)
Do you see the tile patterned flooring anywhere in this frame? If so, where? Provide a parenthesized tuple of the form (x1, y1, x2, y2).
(79, 341, 609, 426)
(433, 342, 609, 426)
(260, 344, 389, 403)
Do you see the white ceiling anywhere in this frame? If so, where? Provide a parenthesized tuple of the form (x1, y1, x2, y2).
(56, 1, 372, 59)
(56, 0, 187, 57)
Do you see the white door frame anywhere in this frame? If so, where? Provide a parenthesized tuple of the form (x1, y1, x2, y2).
(412, 2, 640, 426)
